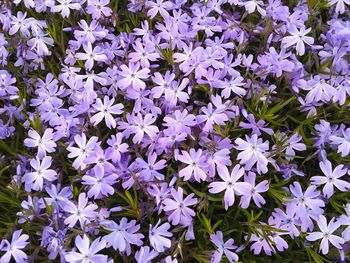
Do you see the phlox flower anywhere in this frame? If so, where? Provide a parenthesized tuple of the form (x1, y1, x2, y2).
(306, 215, 344, 254)
(117, 62, 150, 90)
(82, 165, 118, 199)
(286, 182, 325, 232)
(106, 133, 129, 162)
(210, 231, 238, 263)
(240, 172, 269, 209)
(0, 230, 29, 263)
(177, 148, 208, 182)
(86, 0, 113, 19)
(329, 128, 350, 157)
(13, 0, 35, 8)
(282, 25, 314, 56)
(51, 0, 81, 18)
(220, 76, 246, 98)
(162, 187, 197, 226)
(75, 42, 107, 70)
(146, 0, 173, 18)
(63, 193, 98, 228)
(328, 0, 350, 14)
(311, 160, 350, 198)
(65, 235, 108, 263)
(149, 220, 172, 252)
(102, 218, 144, 255)
(24, 128, 57, 158)
(209, 164, 251, 210)
(23, 156, 57, 191)
(242, 0, 266, 16)
(136, 152, 166, 181)
(118, 113, 159, 144)
(135, 246, 158, 263)
(67, 133, 99, 170)
(197, 102, 228, 133)
(234, 134, 269, 174)
(90, 96, 123, 128)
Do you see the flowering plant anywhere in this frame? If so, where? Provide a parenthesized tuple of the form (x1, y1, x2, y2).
(0, 0, 350, 262)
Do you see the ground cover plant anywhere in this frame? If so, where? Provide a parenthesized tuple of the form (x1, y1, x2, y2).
(0, 0, 350, 262)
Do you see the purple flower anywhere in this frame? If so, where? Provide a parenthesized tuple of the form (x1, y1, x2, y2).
(311, 160, 350, 198)
(23, 156, 57, 191)
(13, 0, 35, 8)
(105, 133, 129, 162)
(197, 102, 228, 133)
(329, 0, 350, 14)
(41, 226, 66, 260)
(272, 206, 300, 238)
(8, 12, 32, 37)
(65, 234, 108, 263)
(249, 221, 288, 256)
(147, 183, 171, 213)
(146, 0, 173, 19)
(67, 133, 99, 170)
(44, 184, 72, 212)
(75, 42, 107, 70)
(239, 114, 273, 136)
(75, 19, 109, 44)
(240, 172, 269, 209)
(177, 148, 208, 182)
(117, 62, 150, 90)
(129, 40, 160, 68)
(119, 113, 159, 144)
(282, 25, 314, 56)
(286, 182, 325, 232)
(306, 215, 344, 254)
(102, 218, 144, 255)
(209, 164, 251, 210)
(0, 230, 29, 263)
(339, 204, 350, 241)
(82, 165, 118, 199)
(284, 133, 306, 160)
(329, 128, 350, 157)
(90, 96, 124, 128)
(210, 231, 238, 263)
(242, 0, 266, 16)
(149, 220, 172, 252)
(51, 0, 81, 18)
(63, 193, 98, 228)
(234, 134, 269, 174)
(136, 152, 167, 181)
(24, 128, 57, 158)
(87, 0, 112, 19)
(135, 246, 158, 263)
(162, 187, 197, 226)
(220, 76, 246, 98)
(151, 71, 175, 98)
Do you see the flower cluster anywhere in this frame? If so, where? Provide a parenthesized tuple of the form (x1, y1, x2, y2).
(0, 0, 350, 262)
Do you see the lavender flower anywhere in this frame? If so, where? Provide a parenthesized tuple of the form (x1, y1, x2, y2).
(209, 164, 251, 210)
(24, 128, 56, 158)
(234, 134, 269, 174)
(65, 234, 108, 263)
(149, 220, 172, 252)
(163, 187, 197, 226)
(306, 215, 344, 254)
(210, 231, 238, 263)
(102, 218, 144, 255)
(282, 25, 314, 56)
(177, 148, 208, 182)
(311, 160, 350, 198)
(0, 230, 29, 263)
(63, 193, 98, 228)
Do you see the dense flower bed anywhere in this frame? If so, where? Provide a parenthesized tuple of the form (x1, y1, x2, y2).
(0, 0, 350, 262)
